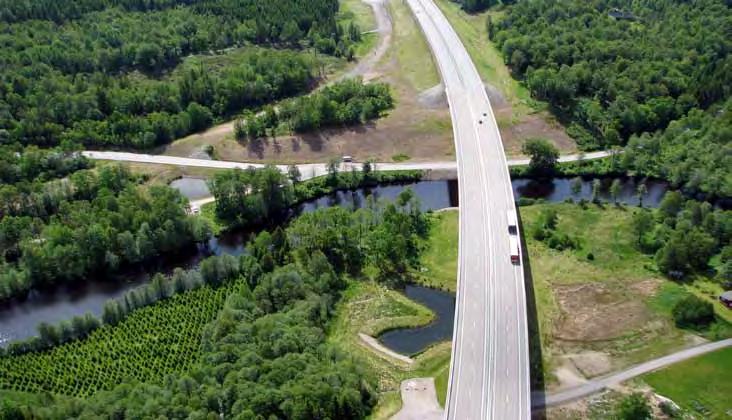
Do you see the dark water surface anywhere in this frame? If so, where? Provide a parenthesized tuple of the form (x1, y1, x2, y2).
(378, 285, 455, 356)
(1, 176, 670, 345)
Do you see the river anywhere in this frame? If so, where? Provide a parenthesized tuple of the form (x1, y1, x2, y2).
(0, 176, 669, 345)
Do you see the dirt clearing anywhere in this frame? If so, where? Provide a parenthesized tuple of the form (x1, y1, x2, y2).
(553, 283, 652, 342)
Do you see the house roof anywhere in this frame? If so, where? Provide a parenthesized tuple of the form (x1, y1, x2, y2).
(721, 291, 732, 301)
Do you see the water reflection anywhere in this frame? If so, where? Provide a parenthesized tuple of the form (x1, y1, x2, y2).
(1, 176, 670, 345)
(378, 285, 455, 356)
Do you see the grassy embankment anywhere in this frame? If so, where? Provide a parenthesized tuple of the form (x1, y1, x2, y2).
(433, 0, 533, 118)
(387, 0, 441, 91)
(642, 347, 732, 418)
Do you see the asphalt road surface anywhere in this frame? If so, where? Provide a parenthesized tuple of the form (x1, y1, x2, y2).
(403, 0, 530, 418)
(536, 338, 732, 408)
(82, 150, 611, 173)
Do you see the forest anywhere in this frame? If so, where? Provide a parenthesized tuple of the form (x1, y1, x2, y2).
(493, 0, 730, 197)
(1, 0, 363, 150)
(0, 185, 430, 418)
(0, 164, 211, 301)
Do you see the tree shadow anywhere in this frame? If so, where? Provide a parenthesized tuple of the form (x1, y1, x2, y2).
(516, 204, 547, 418)
(246, 137, 267, 159)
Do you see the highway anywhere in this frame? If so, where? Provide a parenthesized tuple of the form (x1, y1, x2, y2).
(403, 0, 530, 418)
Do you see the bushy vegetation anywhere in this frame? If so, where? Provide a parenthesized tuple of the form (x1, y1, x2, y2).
(451, 0, 497, 13)
(615, 393, 652, 420)
(0, 0, 364, 150)
(208, 163, 423, 228)
(629, 191, 730, 280)
(0, 146, 90, 185)
(235, 78, 393, 139)
(672, 295, 716, 329)
(0, 186, 430, 418)
(522, 138, 559, 175)
(0, 164, 211, 301)
(494, 0, 730, 148)
(531, 207, 579, 251)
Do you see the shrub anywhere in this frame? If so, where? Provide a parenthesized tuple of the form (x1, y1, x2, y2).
(616, 393, 651, 420)
(672, 295, 715, 328)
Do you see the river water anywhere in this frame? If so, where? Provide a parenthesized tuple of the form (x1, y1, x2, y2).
(0, 176, 669, 346)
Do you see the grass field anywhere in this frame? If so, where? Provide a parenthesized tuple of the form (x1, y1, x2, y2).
(419, 210, 459, 292)
(519, 203, 731, 388)
(643, 347, 732, 419)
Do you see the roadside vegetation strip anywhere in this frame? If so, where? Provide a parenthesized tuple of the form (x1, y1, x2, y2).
(339, 0, 380, 58)
(389, 0, 441, 91)
(419, 210, 459, 293)
(642, 346, 732, 418)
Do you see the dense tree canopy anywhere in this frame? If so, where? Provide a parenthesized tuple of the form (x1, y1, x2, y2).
(238, 78, 394, 139)
(0, 165, 211, 301)
(0, 184, 431, 418)
(630, 191, 731, 279)
(494, 0, 731, 150)
(0, 0, 363, 150)
(623, 99, 732, 199)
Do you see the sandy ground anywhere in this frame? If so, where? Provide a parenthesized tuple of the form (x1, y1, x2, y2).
(359, 333, 415, 365)
(392, 378, 444, 420)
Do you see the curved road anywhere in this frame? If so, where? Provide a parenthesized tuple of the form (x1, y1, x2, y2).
(404, 0, 530, 418)
(536, 338, 732, 408)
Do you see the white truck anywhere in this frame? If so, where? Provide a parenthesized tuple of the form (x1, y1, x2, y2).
(507, 209, 518, 235)
(507, 209, 520, 264)
(509, 235, 520, 265)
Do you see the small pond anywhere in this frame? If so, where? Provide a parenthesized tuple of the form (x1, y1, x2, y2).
(1, 176, 671, 345)
(378, 285, 455, 356)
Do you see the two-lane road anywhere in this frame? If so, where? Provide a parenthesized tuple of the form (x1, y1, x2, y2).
(404, 0, 530, 418)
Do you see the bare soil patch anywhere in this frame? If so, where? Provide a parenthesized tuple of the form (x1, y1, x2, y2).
(553, 283, 652, 342)
(629, 279, 662, 297)
(493, 104, 576, 157)
(568, 351, 613, 378)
